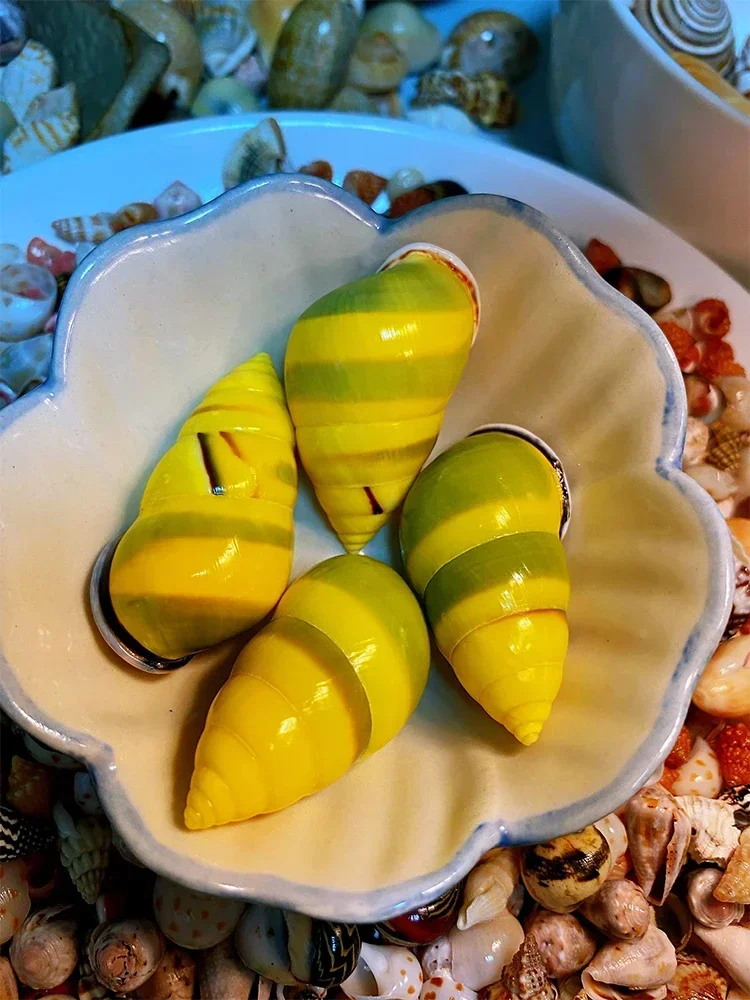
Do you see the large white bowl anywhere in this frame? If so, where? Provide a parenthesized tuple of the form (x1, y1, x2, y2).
(550, 0, 750, 286)
(0, 176, 732, 921)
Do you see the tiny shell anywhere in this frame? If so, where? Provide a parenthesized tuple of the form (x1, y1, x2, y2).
(421, 971, 477, 1000)
(20, 732, 79, 770)
(51, 213, 117, 245)
(341, 942, 421, 999)
(359, 1, 440, 74)
(196, 7, 257, 77)
(112, 201, 159, 231)
(675, 794, 739, 866)
(522, 826, 613, 913)
(707, 421, 750, 475)
(490, 933, 556, 1000)
(0, 0, 25, 65)
(687, 866, 745, 926)
(626, 785, 691, 905)
(386, 179, 468, 218)
(9, 905, 78, 990)
(672, 737, 722, 797)
(222, 117, 288, 189)
(684, 374, 725, 423)
(0, 333, 53, 399)
(198, 938, 255, 1000)
(525, 911, 597, 978)
(0, 859, 31, 945)
(694, 634, 750, 718)
(603, 267, 672, 315)
(666, 956, 728, 1000)
(441, 11, 539, 83)
(348, 32, 408, 93)
(412, 70, 516, 128)
(268, 0, 359, 109)
(88, 919, 165, 994)
(387, 166, 425, 202)
(2, 83, 79, 173)
(717, 377, 750, 432)
(138, 945, 197, 1000)
(458, 847, 520, 931)
(153, 875, 244, 949)
(577, 879, 651, 941)
(0, 262, 57, 341)
(153, 180, 202, 219)
(0, 39, 56, 122)
(685, 462, 736, 503)
(112, 0, 203, 107)
(6, 756, 52, 821)
(685, 417, 710, 466)
(0, 956, 18, 1000)
(73, 771, 104, 817)
(716, 827, 750, 903)
(26, 238, 76, 278)
(300, 159, 334, 181)
(343, 169, 387, 204)
(53, 804, 111, 905)
(191, 76, 259, 115)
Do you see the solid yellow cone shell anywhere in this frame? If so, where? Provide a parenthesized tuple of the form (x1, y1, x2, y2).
(284, 247, 477, 552)
(400, 431, 570, 746)
(185, 554, 430, 829)
(108, 353, 297, 660)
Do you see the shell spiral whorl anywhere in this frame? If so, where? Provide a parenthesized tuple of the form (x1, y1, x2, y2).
(633, 0, 736, 77)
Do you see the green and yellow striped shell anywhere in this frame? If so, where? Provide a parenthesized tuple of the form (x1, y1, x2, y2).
(105, 352, 297, 665)
(400, 429, 570, 746)
(284, 245, 478, 552)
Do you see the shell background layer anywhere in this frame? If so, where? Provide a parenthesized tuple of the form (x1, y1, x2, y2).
(0, 178, 726, 920)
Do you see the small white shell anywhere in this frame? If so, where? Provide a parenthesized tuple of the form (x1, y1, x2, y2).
(420, 971, 477, 1000)
(405, 104, 482, 136)
(360, 1, 441, 74)
(675, 795, 740, 866)
(386, 167, 425, 203)
(73, 772, 104, 817)
(21, 732, 79, 769)
(342, 943, 422, 1000)
(426, 910, 525, 991)
(685, 463, 736, 503)
(581, 914, 676, 996)
(687, 866, 745, 926)
(51, 212, 117, 245)
(684, 417, 710, 466)
(222, 117, 288, 190)
(0, 262, 56, 342)
(457, 847, 520, 930)
(595, 813, 629, 862)
(53, 803, 111, 905)
(0, 39, 56, 122)
(0, 859, 31, 945)
(717, 377, 750, 432)
(153, 876, 244, 950)
(9, 905, 78, 991)
(692, 923, 750, 993)
(153, 180, 202, 220)
(694, 633, 750, 718)
(671, 736, 723, 797)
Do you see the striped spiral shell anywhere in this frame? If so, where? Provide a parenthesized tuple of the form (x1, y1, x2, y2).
(633, 0, 736, 78)
(185, 554, 430, 828)
(107, 352, 297, 663)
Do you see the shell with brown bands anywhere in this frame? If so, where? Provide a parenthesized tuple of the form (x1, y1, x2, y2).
(412, 69, 516, 128)
(521, 826, 613, 913)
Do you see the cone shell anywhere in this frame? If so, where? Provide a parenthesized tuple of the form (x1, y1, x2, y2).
(51, 213, 117, 245)
(400, 430, 569, 745)
(185, 554, 430, 828)
(108, 352, 297, 661)
(285, 246, 477, 552)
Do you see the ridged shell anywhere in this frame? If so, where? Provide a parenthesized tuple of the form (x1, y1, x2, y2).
(0, 859, 31, 945)
(633, 0, 735, 78)
(153, 179, 202, 219)
(458, 848, 520, 930)
(6, 756, 52, 821)
(53, 803, 111, 905)
(347, 31, 408, 93)
(626, 785, 691, 905)
(0, 262, 56, 341)
(0, 39, 56, 121)
(691, 924, 750, 993)
(440, 11, 539, 83)
(9, 905, 78, 991)
(268, 0, 358, 109)
(51, 213, 117, 245)
(359, 1, 440, 74)
(525, 911, 597, 978)
(666, 956, 727, 1000)
(2, 83, 79, 174)
(716, 827, 750, 903)
(0, 804, 54, 863)
(153, 876, 244, 949)
(522, 827, 612, 911)
(675, 795, 740, 866)
(112, 0, 203, 106)
(285, 245, 476, 552)
(578, 879, 651, 940)
(412, 70, 516, 128)
(106, 352, 297, 664)
(139, 945, 197, 1000)
(222, 117, 288, 189)
(495, 934, 557, 1000)
(186, 554, 429, 827)
(88, 919, 165, 993)
(687, 866, 745, 925)
(236, 904, 361, 988)
(195, 6, 257, 77)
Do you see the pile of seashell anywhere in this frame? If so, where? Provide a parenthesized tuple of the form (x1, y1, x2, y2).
(2, 692, 750, 1000)
(0, 0, 542, 176)
(631, 0, 750, 116)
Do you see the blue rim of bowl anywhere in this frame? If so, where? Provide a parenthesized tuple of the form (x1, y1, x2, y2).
(0, 174, 733, 923)
(605, 0, 750, 129)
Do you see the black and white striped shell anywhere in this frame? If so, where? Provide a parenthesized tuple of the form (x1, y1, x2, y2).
(235, 904, 361, 988)
(0, 804, 54, 862)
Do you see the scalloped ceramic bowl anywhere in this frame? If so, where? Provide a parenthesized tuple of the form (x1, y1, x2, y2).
(0, 177, 732, 922)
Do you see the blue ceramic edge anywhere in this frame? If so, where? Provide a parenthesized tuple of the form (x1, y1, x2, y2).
(0, 175, 734, 923)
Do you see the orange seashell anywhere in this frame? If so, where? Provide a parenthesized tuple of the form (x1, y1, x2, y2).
(343, 169, 387, 205)
(51, 213, 116, 245)
(113, 202, 159, 231)
(715, 827, 750, 904)
(6, 757, 53, 822)
(667, 955, 728, 1000)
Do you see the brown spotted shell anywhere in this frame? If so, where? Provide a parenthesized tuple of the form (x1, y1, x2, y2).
(499, 934, 557, 1000)
(412, 69, 516, 128)
(88, 919, 165, 994)
(521, 826, 613, 913)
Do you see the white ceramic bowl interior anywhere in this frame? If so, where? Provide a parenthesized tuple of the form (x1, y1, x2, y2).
(550, 0, 750, 286)
(0, 177, 732, 921)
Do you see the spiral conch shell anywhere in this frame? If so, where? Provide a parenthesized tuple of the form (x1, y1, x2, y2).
(103, 352, 297, 665)
(9, 905, 78, 990)
(185, 553, 430, 828)
(577, 879, 651, 941)
(687, 867, 745, 927)
(675, 795, 740, 866)
(53, 803, 111, 905)
(458, 848, 520, 930)
(341, 942, 421, 999)
(401, 430, 569, 745)
(626, 785, 691, 905)
(716, 827, 750, 904)
(284, 244, 477, 553)
(632, 0, 735, 78)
